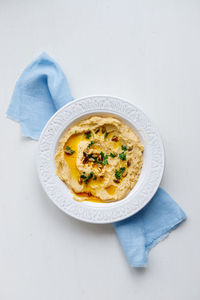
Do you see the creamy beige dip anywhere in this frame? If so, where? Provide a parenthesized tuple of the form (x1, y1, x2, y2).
(55, 116, 144, 203)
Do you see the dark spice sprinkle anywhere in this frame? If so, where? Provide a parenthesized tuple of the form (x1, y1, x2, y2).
(119, 152, 126, 161)
(102, 127, 106, 133)
(65, 146, 75, 155)
(111, 136, 118, 142)
(83, 156, 89, 164)
(128, 146, 133, 151)
(127, 160, 131, 167)
(113, 179, 120, 184)
(85, 130, 91, 134)
(95, 128, 100, 134)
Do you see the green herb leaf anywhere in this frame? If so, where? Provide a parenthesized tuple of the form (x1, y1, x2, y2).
(110, 152, 117, 158)
(115, 167, 126, 180)
(88, 141, 94, 148)
(103, 154, 109, 165)
(83, 172, 94, 184)
(93, 175, 97, 181)
(119, 152, 126, 161)
(93, 157, 98, 164)
(100, 151, 104, 159)
(85, 132, 91, 139)
(121, 145, 127, 151)
(104, 131, 108, 139)
(65, 146, 75, 155)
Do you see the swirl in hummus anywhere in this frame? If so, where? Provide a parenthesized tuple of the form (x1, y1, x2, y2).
(55, 116, 144, 203)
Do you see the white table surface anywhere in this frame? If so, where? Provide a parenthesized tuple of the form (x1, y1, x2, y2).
(0, 0, 200, 299)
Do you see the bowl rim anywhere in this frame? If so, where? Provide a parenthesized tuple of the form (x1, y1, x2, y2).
(37, 95, 165, 224)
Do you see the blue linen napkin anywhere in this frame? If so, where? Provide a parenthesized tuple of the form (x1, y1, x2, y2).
(7, 53, 186, 267)
(113, 187, 186, 267)
(7, 53, 73, 139)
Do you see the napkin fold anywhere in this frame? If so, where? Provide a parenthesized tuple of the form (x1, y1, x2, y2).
(113, 187, 186, 267)
(7, 53, 186, 267)
(7, 53, 73, 139)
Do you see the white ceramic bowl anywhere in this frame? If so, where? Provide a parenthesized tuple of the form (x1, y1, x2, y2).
(37, 96, 164, 224)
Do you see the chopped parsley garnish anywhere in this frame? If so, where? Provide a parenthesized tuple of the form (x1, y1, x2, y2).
(81, 172, 94, 184)
(104, 131, 108, 139)
(92, 157, 98, 164)
(119, 152, 126, 160)
(103, 155, 109, 165)
(85, 151, 110, 166)
(100, 152, 109, 165)
(121, 145, 127, 151)
(115, 167, 126, 180)
(93, 175, 97, 181)
(65, 146, 75, 155)
(110, 152, 117, 158)
(100, 151, 104, 159)
(85, 132, 91, 139)
(88, 141, 94, 148)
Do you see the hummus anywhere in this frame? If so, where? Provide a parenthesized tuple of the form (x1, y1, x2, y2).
(55, 116, 144, 203)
